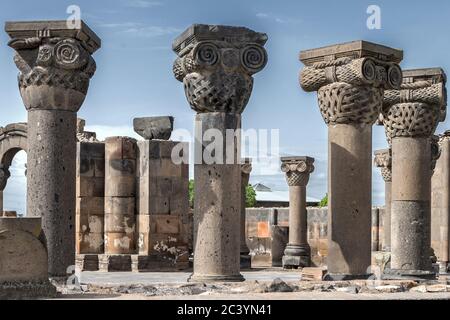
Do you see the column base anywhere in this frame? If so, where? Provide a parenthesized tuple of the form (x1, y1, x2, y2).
(323, 273, 373, 281)
(282, 244, 310, 269)
(240, 254, 252, 270)
(76, 254, 99, 271)
(188, 273, 245, 283)
(438, 262, 449, 275)
(99, 254, 132, 272)
(382, 268, 436, 280)
(282, 255, 310, 269)
(0, 280, 58, 299)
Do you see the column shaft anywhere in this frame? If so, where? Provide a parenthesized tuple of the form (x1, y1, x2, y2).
(327, 124, 372, 277)
(191, 112, 243, 282)
(27, 109, 77, 276)
(391, 137, 432, 272)
(289, 186, 307, 245)
(384, 181, 392, 251)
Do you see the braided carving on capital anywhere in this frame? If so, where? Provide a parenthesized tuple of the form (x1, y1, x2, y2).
(281, 157, 314, 187)
(381, 69, 447, 141)
(9, 36, 97, 112)
(172, 25, 268, 114)
(300, 57, 401, 126)
(374, 149, 392, 183)
(317, 82, 383, 125)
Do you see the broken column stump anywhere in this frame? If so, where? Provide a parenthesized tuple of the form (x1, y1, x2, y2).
(100, 136, 137, 272)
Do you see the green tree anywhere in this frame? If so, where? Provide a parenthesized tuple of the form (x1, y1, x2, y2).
(245, 184, 257, 208)
(188, 179, 195, 208)
(188, 180, 257, 208)
(319, 193, 328, 208)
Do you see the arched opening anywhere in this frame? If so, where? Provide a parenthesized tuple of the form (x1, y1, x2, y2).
(2, 150, 27, 217)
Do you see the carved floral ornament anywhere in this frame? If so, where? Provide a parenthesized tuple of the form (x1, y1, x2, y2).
(300, 57, 402, 126)
(8, 36, 96, 95)
(373, 149, 392, 169)
(173, 40, 268, 114)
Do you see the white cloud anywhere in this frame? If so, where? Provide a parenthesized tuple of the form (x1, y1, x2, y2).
(123, 0, 164, 8)
(121, 26, 182, 38)
(256, 12, 302, 25)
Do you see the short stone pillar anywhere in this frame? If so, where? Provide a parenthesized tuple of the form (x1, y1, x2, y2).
(381, 68, 447, 279)
(300, 41, 403, 280)
(281, 156, 315, 269)
(172, 24, 268, 282)
(240, 158, 252, 269)
(0, 217, 57, 299)
(374, 148, 392, 252)
(432, 131, 450, 273)
(101, 137, 137, 271)
(133, 117, 190, 271)
(6, 21, 101, 277)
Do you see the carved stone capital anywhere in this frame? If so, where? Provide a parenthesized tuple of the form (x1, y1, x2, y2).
(6, 21, 101, 112)
(240, 158, 253, 175)
(299, 41, 403, 126)
(374, 148, 392, 182)
(281, 156, 315, 187)
(438, 130, 450, 145)
(172, 24, 268, 114)
(381, 69, 447, 141)
(431, 135, 441, 172)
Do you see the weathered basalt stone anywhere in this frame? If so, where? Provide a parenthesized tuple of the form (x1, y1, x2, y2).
(281, 156, 315, 269)
(6, 20, 101, 277)
(133, 116, 174, 140)
(173, 24, 267, 282)
(381, 68, 447, 279)
(299, 40, 403, 280)
(374, 148, 392, 251)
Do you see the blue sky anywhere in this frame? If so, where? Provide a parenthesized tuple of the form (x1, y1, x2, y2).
(1, 0, 450, 214)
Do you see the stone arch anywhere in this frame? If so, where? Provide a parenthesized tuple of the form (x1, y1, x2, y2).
(0, 123, 27, 214)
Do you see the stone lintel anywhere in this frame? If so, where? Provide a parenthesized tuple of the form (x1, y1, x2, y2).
(402, 68, 447, 84)
(5, 20, 101, 54)
(299, 40, 403, 65)
(172, 24, 268, 55)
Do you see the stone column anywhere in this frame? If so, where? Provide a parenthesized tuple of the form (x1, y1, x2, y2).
(240, 158, 252, 269)
(172, 24, 268, 282)
(300, 41, 403, 280)
(381, 68, 447, 279)
(6, 21, 100, 277)
(281, 156, 315, 269)
(101, 137, 137, 272)
(374, 148, 392, 251)
(432, 131, 450, 273)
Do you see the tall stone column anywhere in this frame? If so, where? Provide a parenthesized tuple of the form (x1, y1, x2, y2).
(240, 158, 252, 269)
(281, 156, 315, 269)
(300, 41, 403, 280)
(173, 24, 268, 282)
(6, 21, 100, 277)
(374, 148, 392, 251)
(432, 131, 450, 273)
(381, 68, 447, 279)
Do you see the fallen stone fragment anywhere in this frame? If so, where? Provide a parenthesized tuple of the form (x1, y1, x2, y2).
(374, 285, 403, 293)
(336, 286, 359, 294)
(133, 116, 174, 140)
(265, 278, 294, 293)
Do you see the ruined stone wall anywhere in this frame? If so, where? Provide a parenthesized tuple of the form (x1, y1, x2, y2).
(246, 207, 384, 268)
(135, 140, 190, 271)
(76, 142, 105, 255)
